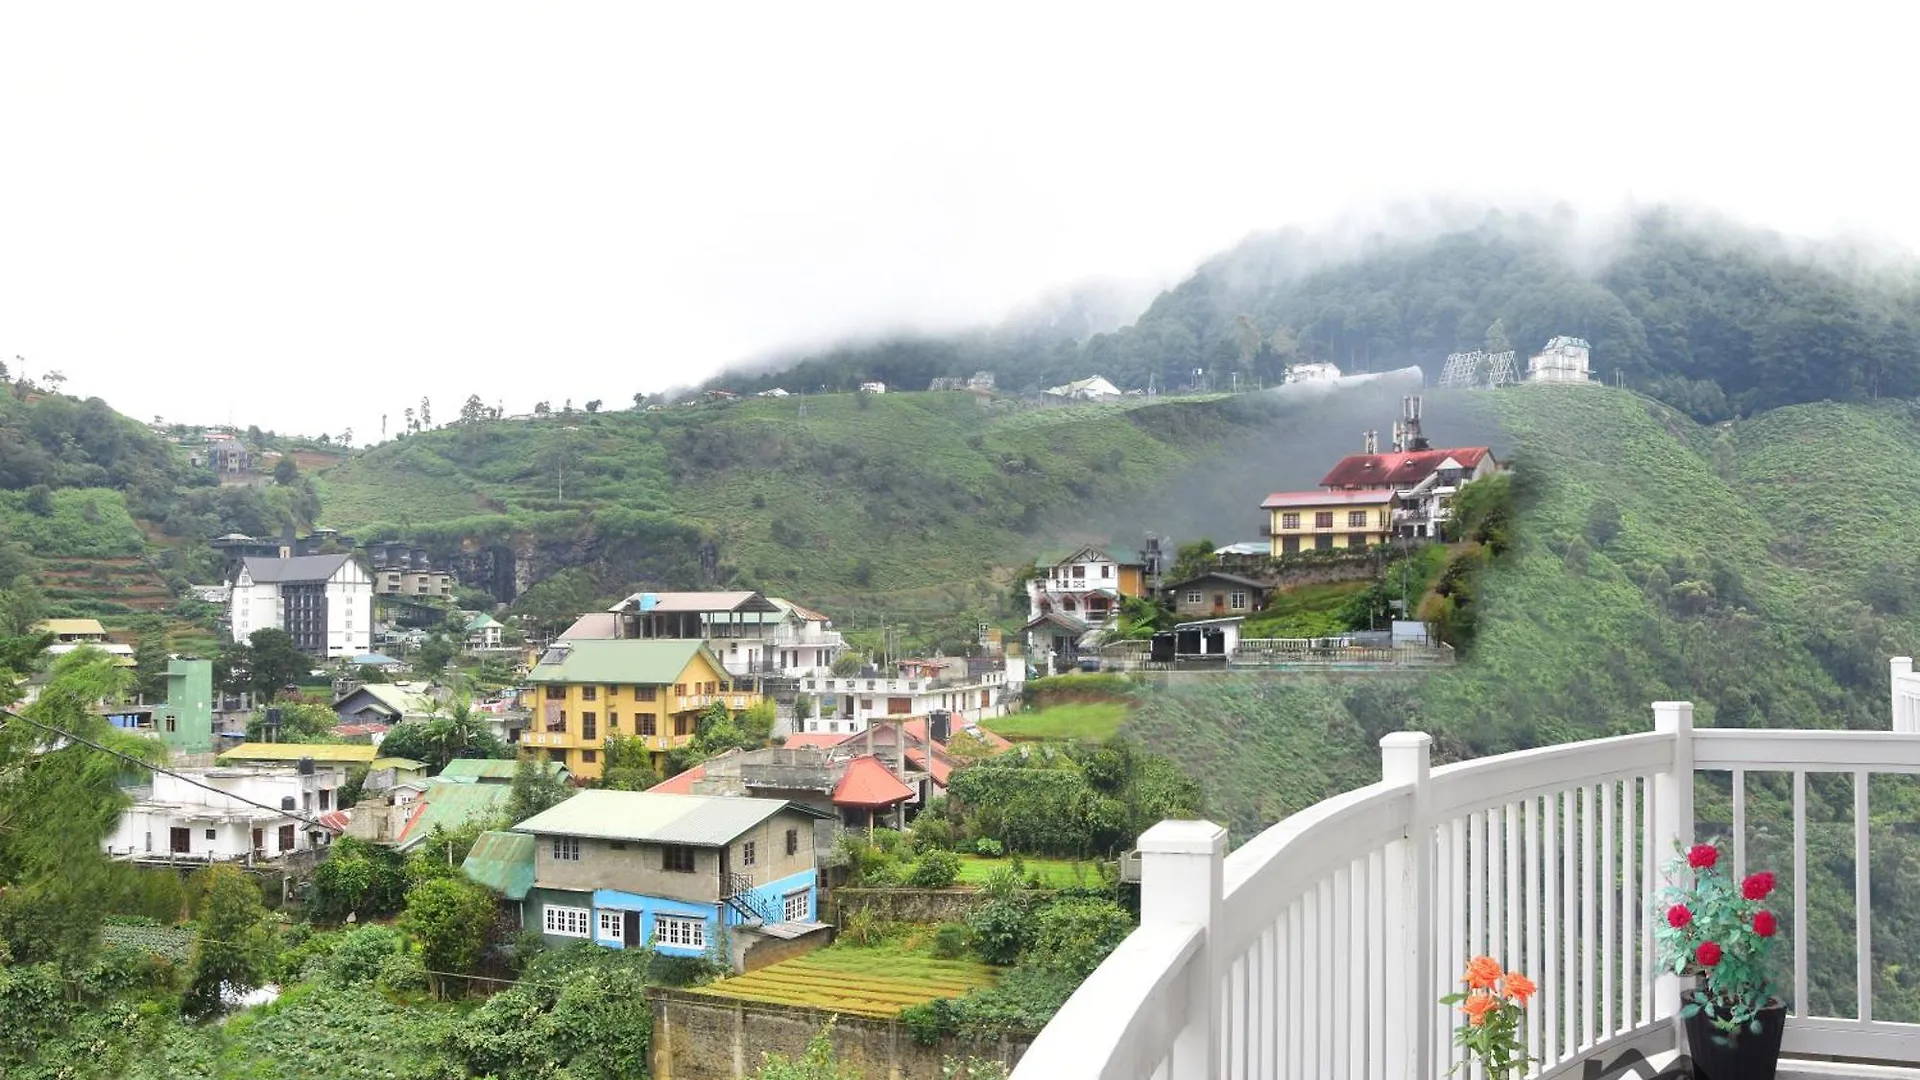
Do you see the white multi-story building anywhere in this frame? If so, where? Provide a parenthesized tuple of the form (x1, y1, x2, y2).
(104, 763, 345, 863)
(565, 592, 846, 680)
(1526, 335, 1595, 384)
(1022, 546, 1147, 672)
(229, 554, 373, 659)
(790, 657, 1024, 737)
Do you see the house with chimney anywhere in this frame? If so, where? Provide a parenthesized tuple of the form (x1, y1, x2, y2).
(1263, 397, 1500, 547)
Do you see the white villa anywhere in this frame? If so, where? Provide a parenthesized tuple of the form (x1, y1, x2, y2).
(1023, 546, 1148, 673)
(229, 554, 373, 659)
(790, 656, 1025, 737)
(105, 763, 346, 863)
(1010, 658, 1920, 1079)
(1527, 334, 1597, 384)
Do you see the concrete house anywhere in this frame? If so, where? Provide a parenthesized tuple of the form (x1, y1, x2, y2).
(104, 763, 345, 863)
(1163, 572, 1274, 619)
(489, 791, 830, 965)
(229, 554, 374, 659)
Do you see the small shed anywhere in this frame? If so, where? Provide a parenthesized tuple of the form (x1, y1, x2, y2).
(1171, 616, 1243, 657)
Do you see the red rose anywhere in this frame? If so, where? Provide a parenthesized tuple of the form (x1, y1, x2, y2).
(1687, 844, 1719, 869)
(1753, 911, 1777, 938)
(1667, 904, 1692, 928)
(1696, 941, 1723, 966)
(1742, 872, 1776, 901)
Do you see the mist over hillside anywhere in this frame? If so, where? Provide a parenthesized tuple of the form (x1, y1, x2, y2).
(697, 205, 1920, 425)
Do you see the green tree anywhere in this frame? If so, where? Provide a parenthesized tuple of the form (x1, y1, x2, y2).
(310, 837, 410, 922)
(1485, 317, 1512, 356)
(1168, 537, 1217, 582)
(23, 484, 53, 516)
(459, 394, 487, 424)
(246, 698, 338, 741)
(415, 634, 455, 676)
(213, 640, 252, 696)
(181, 865, 271, 1017)
(600, 735, 664, 791)
(132, 632, 170, 703)
(1584, 497, 1623, 549)
(246, 628, 308, 699)
(272, 456, 299, 485)
(750, 1020, 862, 1080)
(399, 877, 496, 997)
(505, 756, 573, 823)
(0, 649, 163, 968)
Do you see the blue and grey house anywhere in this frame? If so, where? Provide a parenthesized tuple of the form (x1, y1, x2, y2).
(465, 790, 829, 965)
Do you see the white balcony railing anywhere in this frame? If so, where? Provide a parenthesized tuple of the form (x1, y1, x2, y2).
(1015, 656, 1920, 1079)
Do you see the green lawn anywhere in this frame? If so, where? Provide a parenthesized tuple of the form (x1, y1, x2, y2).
(986, 701, 1128, 742)
(954, 854, 1103, 888)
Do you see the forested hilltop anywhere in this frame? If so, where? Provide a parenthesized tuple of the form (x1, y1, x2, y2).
(702, 208, 1920, 422)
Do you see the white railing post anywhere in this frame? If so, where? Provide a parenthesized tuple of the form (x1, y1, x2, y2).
(1650, 701, 1694, 1036)
(1892, 657, 1914, 732)
(1381, 731, 1433, 1080)
(1139, 819, 1227, 1080)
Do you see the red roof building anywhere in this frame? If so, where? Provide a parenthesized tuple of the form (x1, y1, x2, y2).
(831, 755, 915, 824)
(1318, 447, 1496, 491)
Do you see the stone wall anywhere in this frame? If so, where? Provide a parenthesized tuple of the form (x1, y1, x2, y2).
(651, 989, 1028, 1080)
(825, 887, 982, 926)
(1213, 550, 1389, 590)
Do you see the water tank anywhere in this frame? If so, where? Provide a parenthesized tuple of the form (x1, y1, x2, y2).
(297, 756, 315, 775)
(928, 711, 951, 745)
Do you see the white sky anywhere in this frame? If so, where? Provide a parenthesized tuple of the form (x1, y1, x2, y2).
(2, 2, 1913, 443)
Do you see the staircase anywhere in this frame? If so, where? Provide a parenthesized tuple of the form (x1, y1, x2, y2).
(723, 872, 780, 925)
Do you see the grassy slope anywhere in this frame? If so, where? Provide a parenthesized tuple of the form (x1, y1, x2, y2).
(1129, 385, 1913, 833)
(988, 702, 1130, 742)
(314, 390, 1353, 623)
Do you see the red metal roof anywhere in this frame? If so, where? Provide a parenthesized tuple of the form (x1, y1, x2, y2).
(317, 810, 351, 833)
(1260, 489, 1398, 509)
(904, 748, 951, 786)
(1318, 447, 1494, 489)
(647, 764, 707, 795)
(831, 755, 915, 808)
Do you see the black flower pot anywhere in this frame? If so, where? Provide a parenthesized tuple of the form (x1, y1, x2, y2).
(1684, 998, 1786, 1080)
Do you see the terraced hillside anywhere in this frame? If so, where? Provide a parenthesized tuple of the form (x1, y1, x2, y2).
(314, 378, 1485, 634)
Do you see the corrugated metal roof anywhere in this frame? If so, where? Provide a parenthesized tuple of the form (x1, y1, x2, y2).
(461, 830, 536, 900)
(397, 781, 512, 851)
(526, 639, 719, 686)
(768, 598, 831, 624)
(239, 554, 353, 583)
(438, 758, 569, 783)
(606, 591, 780, 614)
(510, 790, 811, 845)
(36, 618, 108, 636)
(557, 612, 621, 641)
(1318, 447, 1494, 489)
(219, 742, 378, 763)
(1260, 489, 1398, 509)
(369, 757, 426, 772)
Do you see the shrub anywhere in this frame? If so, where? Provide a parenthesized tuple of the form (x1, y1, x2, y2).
(911, 815, 957, 852)
(870, 828, 905, 856)
(840, 909, 881, 947)
(930, 922, 973, 960)
(973, 838, 1004, 858)
(324, 924, 403, 986)
(901, 1000, 955, 1046)
(1030, 898, 1134, 980)
(966, 868, 1035, 965)
(909, 850, 961, 889)
(377, 949, 428, 993)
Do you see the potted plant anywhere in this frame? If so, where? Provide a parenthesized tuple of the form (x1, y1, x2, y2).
(1438, 954, 1536, 1078)
(1652, 840, 1786, 1080)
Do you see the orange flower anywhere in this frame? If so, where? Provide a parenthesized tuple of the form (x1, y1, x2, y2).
(1461, 992, 1499, 1026)
(1464, 955, 1502, 990)
(1502, 972, 1537, 1004)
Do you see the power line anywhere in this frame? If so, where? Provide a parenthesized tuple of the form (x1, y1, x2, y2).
(0, 708, 337, 830)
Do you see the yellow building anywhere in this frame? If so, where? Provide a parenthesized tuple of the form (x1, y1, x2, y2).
(521, 639, 757, 780)
(1261, 490, 1398, 557)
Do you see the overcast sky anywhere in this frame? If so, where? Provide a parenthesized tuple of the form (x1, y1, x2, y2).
(2, 3, 1912, 443)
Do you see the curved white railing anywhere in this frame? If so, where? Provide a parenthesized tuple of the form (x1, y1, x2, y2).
(1013, 657, 1920, 1079)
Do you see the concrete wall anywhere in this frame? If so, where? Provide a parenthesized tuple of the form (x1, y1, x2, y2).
(651, 989, 1028, 1080)
(537, 835, 722, 903)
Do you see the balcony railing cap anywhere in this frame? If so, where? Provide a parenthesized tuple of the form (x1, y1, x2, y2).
(1137, 819, 1227, 856)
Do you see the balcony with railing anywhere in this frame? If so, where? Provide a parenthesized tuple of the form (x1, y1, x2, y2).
(1014, 657, 1920, 1079)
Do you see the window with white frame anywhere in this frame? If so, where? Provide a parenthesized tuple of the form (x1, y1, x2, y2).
(783, 890, 810, 922)
(544, 905, 590, 937)
(1230, 591, 1248, 610)
(1185, 591, 1202, 604)
(551, 836, 580, 861)
(597, 910, 624, 940)
(654, 915, 706, 949)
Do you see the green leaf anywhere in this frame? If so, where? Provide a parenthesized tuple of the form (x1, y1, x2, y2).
(1678, 1003, 1701, 1018)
